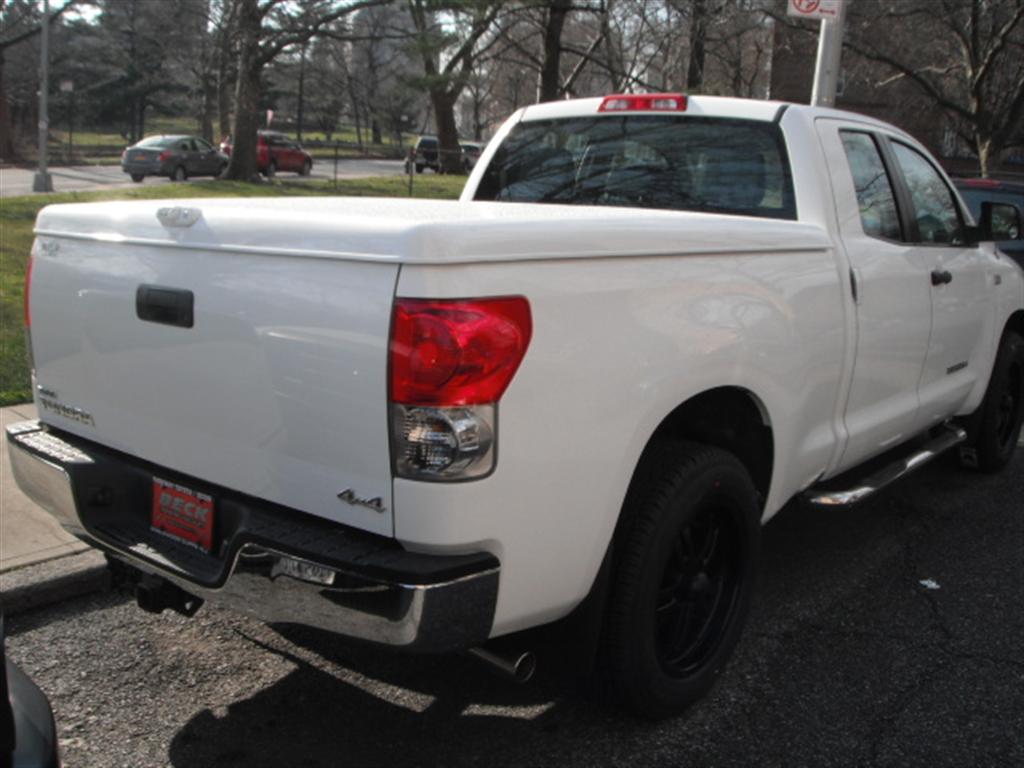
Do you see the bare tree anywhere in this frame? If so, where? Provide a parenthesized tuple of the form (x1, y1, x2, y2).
(0, 0, 76, 160)
(771, 0, 1024, 175)
(843, 0, 1024, 175)
(223, 0, 385, 181)
(407, 0, 503, 173)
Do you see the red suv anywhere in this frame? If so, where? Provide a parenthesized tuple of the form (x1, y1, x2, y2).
(219, 130, 313, 178)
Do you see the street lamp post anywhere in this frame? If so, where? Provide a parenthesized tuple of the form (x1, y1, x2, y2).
(60, 79, 74, 162)
(33, 0, 53, 192)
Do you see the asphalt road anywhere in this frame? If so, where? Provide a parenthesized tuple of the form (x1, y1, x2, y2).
(7, 451, 1023, 768)
(0, 158, 405, 197)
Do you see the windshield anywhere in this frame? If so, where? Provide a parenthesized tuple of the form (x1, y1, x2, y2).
(475, 115, 796, 220)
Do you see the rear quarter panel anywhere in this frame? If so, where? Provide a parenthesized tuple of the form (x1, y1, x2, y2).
(394, 245, 847, 635)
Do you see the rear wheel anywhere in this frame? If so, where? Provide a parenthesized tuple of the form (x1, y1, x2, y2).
(130, 173, 144, 183)
(171, 166, 187, 182)
(601, 441, 760, 719)
(415, 163, 424, 174)
(962, 330, 1024, 472)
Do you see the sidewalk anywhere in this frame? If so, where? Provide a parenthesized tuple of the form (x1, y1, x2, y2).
(1, 403, 108, 613)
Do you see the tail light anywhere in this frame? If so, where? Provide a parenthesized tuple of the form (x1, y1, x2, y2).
(158, 150, 172, 162)
(390, 297, 531, 480)
(120, 148, 127, 161)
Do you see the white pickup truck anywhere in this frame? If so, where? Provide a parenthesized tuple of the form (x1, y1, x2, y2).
(10, 94, 1024, 718)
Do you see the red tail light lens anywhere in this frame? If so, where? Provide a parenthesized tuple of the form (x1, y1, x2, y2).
(158, 150, 172, 162)
(390, 297, 532, 406)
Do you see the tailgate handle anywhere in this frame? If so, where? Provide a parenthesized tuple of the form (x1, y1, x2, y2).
(136, 285, 194, 328)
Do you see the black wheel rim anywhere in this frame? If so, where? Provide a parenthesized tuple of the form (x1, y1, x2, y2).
(995, 362, 1022, 451)
(655, 501, 743, 677)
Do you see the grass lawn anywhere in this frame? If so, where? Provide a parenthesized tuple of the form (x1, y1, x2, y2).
(0, 175, 465, 406)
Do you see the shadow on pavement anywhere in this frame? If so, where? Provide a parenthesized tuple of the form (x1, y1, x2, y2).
(165, 457, 1023, 767)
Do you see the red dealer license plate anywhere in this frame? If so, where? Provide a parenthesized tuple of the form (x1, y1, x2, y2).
(151, 477, 214, 553)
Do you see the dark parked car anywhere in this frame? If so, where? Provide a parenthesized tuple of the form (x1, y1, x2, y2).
(461, 141, 484, 172)
(405, 136, 482, 174)
(405, 135, 440, 174)
(955, 177, 1024, 268)
(2, 618, 59, 768)
(121, 135, 228, 182)
(219, 131, 313, 178)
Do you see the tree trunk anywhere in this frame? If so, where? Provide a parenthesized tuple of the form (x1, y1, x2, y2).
(296, 42, 306, 142)
(223, 0, 261, 181)
(976, 135, 993, 178)
(687, 0, 707, 91)
(430, 89, 461, 174)
(200, 68, 216, 142)
(217, 41, 233, 140)
(0, 51, 17, 161)
(538, 0, 571, 103)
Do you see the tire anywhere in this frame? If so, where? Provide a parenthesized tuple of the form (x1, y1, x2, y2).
(130, 173, 144, 183)
(962, 330, 1024, 472)
(415, 163, 424, 174)
(264, 161, 276, 179)
(218, 162, 227, 178)
(171, 166, 187, 182)
(300, 159, 312, 176)
(601, 440, 761, 719)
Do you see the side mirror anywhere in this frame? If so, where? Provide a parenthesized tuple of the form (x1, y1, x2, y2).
(983, 201, 1021, 241)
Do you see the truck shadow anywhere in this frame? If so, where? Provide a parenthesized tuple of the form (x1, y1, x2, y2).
(165, 455, 1021, 767)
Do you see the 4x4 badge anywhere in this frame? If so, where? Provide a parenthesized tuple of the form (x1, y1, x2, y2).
(337, 489, 386, 514)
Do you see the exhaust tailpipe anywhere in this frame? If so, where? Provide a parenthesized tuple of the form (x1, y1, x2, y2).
(467, 646, 536, 683)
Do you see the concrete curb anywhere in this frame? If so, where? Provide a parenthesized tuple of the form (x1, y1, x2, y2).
(0, 549, 110, 616)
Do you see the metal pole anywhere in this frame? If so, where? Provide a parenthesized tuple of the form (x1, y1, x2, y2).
(33, 0, 53, 192)
(810, 0, 848, 107)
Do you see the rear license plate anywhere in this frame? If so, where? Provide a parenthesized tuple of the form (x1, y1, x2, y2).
(151, 477, 214, 552)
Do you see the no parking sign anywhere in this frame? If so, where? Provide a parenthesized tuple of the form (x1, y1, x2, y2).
(787, 0, 843, 20)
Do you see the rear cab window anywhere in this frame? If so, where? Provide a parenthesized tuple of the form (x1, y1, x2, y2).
(890, 142, 966, 245)
(839, 131, 903, 241)
(475, 115, 796, 220)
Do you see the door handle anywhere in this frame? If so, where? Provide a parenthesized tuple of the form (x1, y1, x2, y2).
(930, 270, 953, 286)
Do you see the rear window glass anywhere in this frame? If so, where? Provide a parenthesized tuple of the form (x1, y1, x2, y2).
(137, 136, 176, 148)
(475, 116, 796, 220)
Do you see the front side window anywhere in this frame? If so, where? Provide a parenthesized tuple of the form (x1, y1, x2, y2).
(475, 116, 796, 220)
(891, 142, 964, 245)
(839, 131, 902, 241)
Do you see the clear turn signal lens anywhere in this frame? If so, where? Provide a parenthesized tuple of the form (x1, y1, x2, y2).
(392, 404, 495, 480)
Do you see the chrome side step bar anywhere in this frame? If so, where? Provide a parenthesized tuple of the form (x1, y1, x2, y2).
(804, 424, 967, 507)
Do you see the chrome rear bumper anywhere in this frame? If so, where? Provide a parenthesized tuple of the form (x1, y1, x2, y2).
(7, 420, 499, 653)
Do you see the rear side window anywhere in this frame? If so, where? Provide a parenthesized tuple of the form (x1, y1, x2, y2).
(891, 142, 964, 245)
(475, 115, 796, 220)
(839, 131, 902, 241)
(137, 136, 175, 148)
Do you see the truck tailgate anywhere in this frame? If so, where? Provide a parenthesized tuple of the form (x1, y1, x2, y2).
(30, 201, 398, 536)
